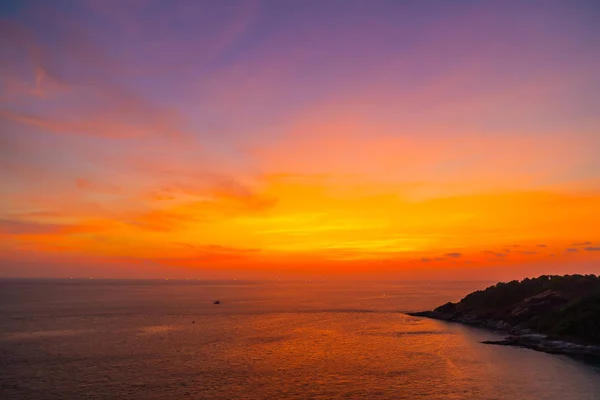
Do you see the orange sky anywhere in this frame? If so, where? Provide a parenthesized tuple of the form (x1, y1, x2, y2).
(1, 1, 600, 279)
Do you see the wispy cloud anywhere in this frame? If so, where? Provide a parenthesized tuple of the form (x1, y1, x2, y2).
(445, 252, 462, 258)
(0, 218, 109, 236)
(0, 219, 67, 235)
(483, 251, 507, 257)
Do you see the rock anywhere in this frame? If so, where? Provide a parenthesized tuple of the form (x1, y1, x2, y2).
(480, 335, 600, 356)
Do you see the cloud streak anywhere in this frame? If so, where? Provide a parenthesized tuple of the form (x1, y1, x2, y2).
(445, 253, 462, 258)
(484, 251, 507, 257)
(0, 219, 68, 235)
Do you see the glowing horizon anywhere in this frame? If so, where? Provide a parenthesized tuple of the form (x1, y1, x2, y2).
(1, 1, 600, 279)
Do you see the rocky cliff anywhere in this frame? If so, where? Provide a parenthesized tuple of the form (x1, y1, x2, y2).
(409, 274, 600, 355)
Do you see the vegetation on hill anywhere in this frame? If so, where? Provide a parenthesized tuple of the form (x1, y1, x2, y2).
(431, 274, 600, 344)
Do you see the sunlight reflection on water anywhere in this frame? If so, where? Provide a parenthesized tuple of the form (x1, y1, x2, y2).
(1, 280, 599, 399)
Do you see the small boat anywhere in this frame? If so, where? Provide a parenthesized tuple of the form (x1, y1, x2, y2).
(213, 300, 221, 305)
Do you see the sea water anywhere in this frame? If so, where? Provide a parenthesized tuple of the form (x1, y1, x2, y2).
(1, 279, 599, 399)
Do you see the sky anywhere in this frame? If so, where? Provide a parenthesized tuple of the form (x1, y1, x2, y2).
(1, 0, 600, 279)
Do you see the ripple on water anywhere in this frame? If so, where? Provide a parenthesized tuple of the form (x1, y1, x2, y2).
(0, 329, 89, 341)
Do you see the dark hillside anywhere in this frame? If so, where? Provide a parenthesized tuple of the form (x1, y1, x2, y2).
(412, 274, 600, 345)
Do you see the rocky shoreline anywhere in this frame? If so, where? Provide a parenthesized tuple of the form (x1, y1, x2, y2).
(407, 275, 600, 357)
(481, 335, 600, 356)
(408, 310, 600, 357)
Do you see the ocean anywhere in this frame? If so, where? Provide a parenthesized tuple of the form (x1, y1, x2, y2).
(1, 279, 599, 399)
